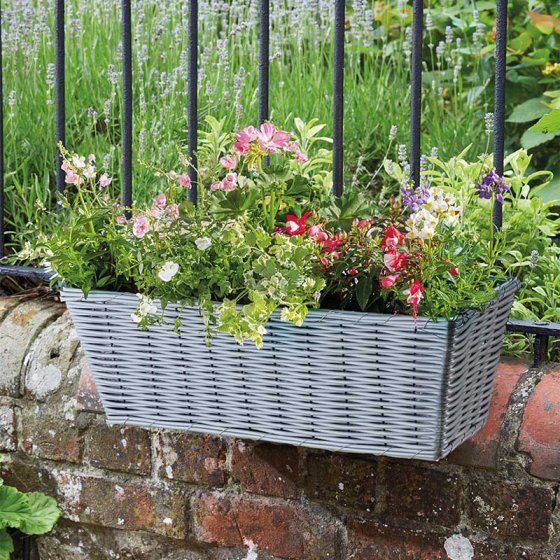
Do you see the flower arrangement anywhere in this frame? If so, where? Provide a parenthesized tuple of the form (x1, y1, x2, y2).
(37, 118, 509, 347)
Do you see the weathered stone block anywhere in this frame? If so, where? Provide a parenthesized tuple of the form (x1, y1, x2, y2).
(0, 299, 64, 397)
(0, 401, 16, 451)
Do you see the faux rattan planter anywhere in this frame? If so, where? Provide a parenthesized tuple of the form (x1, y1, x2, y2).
(62, 279, 518, 461)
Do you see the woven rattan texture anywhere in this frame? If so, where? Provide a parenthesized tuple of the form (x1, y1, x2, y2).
(62, 280, 517, 461)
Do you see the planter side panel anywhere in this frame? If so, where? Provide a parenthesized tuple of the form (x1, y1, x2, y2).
(441, 280, 519, 456)
(63, 289, 451, 460)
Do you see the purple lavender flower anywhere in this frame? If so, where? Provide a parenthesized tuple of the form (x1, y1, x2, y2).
(401, 183, 430, 211)
(475, 171, 511, 202)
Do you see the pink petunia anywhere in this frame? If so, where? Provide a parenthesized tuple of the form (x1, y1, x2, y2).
(116, 215, 127, 225)
(256, 122, 291, 153)
(99, 174, 112, 188)
(234, 126, 258, 154)
(132, 215, 150, 238)
(166, 203, 179, 220)
(178, 174, 191, 188)
(211, 181, 223, 191)
(295, 151, 309, 163)
(65, 170, 81, 185)
(153, 193, 166, 208)
(220, 155, 237, 171)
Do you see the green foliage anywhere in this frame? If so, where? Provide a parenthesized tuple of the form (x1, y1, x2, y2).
(0, 479, 60, 558)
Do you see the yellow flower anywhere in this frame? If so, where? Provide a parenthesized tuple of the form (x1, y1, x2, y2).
(542, 62, 560, 77)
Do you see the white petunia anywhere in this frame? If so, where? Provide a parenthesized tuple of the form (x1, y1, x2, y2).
(195, 236, 212, 251)
(158, 261, 179, 282)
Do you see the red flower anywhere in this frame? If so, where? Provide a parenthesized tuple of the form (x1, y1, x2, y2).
(380, 274, 399, 288)
(381, 224, 405, 250)
(321, 237, 344, 253)
(383, 247, 408, 272)
(284, 211, 312, 235)
(404, 279, 424, 320)
(347, 267, 359, 276)
(448, 267, 459, 276)
(308, 225, 328, 242)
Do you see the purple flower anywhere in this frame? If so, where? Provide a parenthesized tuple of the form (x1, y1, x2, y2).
(475, 171, 511, 202)
(401, 183, 430, 211)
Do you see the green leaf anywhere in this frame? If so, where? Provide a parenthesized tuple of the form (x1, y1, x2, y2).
(529, 110, 560, 134)
(534, 178, 560, 204)
(0, 529, 14, 560)
(521, 129, 556, 150)
(19, 493, 60, 535)
(356, 276, 373, 311)
(0, 486, 31, 529)
(507, 98, 549, 123)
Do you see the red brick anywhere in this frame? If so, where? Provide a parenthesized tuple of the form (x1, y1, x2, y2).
(194, 493, 339, 559)
(54, 472, 187, 539)
(448, 359, 528, 468)
(86, 423, 151, 475)
(517, 366, 560, 481)
(467, 476, 553, 540)
(156, 431, 226, 486)
(304, 453, 376, 511)
(21, 404, 84, 463)
(383, 462, 462, 527)
(347, 519, 447, 559)
(232, 440, 300, 499)
(76, 362, 104, 414)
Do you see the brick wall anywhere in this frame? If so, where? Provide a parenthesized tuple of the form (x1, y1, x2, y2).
(1, 295, 559, 560)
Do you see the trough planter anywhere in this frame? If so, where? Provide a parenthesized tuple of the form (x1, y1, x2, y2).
(62, 279, 518, 461)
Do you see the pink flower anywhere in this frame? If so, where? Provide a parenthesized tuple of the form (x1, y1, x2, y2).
(308, 225, 328, 242)
(234, 126, 258, 154)
(380, 274, 399, 289)
(211, 181, 223, 191)
(99, 174, 112, 188)
(404, 279, 424, 319)
(153, 193, 166, 208)
(295, 151, 309, 163)
(116, 215, 127, 225)
(383, 248, 408, 271)
(381, 224, 405, 250)
(256, 123, 291, 153)
(220, 155, 237, 171)
(61, 161, 70, 173)
(286, 141, 300, 153)
(166, 203, 179, 220)
(321, 237, 344, 253)
(178, 174, 191, 188)
(132, 215, 150, 238)
(148, 207, 162, 218)
(347, 267, 359, 276)
(65, 170, 81, 185)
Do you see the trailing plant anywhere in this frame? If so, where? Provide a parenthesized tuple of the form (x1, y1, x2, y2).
(0, 477, 60, 560)
(23, 118, 511, 348)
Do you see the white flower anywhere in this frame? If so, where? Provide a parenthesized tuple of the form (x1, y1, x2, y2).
(195, 236, 212, 251)
(83, 165, 96, 179)
(72, 155, 86, 168)
(131, 294, 158, 323)
(406, 208, 439, 240)
(158, 261, 179, 282)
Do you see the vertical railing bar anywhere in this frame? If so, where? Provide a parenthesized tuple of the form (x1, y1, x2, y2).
(492, 0, 507, 231)
(55, 0, 65, 195)
(121, 0, 133, 211)
(187, 0, 198, 204)
(409, 0, 423, 188)
(0, 3, 5, 259)
(332, 0, 345, 197)
(259, 0, 270, 125)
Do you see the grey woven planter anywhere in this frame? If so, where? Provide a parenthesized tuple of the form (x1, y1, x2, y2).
(62, 279, 518, 461)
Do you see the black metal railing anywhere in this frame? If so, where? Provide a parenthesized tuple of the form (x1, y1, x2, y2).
(0, 0, 558, 364)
